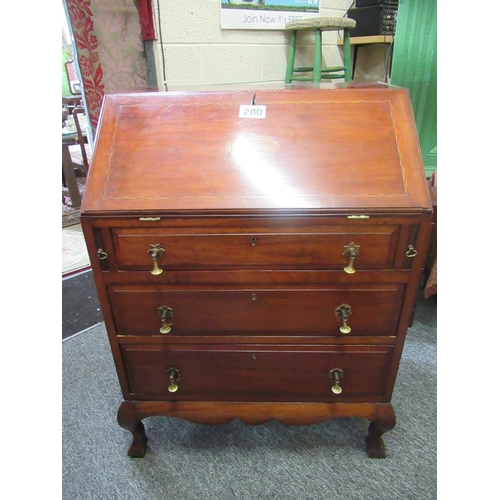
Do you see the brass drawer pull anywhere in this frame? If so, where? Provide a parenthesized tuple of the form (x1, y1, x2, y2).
(158, 305, 173, 334)
(405, 245, 418, 258)
(343, 242, 360, 274)
(329, 368, 344, 394)
(147, 244, 165, 275)
(335, 304, 352, 334)
(97, 248, 108, 260)
(166, 367, 180, 393)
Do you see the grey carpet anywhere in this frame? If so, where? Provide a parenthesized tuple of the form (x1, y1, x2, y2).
(62, 294, 436, 500)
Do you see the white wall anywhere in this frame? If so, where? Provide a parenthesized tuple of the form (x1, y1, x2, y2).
(154, 0, 356, 89)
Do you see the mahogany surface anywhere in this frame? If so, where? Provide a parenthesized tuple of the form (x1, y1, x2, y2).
(83, 87, 430, 214)
(81, 85, 432, 458)
(109, 285, 404, 336)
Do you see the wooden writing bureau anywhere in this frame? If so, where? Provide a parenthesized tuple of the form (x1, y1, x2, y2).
(80, 86, 432, 458)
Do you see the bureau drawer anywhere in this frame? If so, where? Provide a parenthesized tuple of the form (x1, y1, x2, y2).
(108, 284, 404, 336)
(120, 344, 394, 402)
(110, 225, 400, 271)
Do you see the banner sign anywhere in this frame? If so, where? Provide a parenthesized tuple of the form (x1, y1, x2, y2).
(220, 0, 320, 30)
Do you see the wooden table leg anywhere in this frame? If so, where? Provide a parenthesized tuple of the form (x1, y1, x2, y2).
(62, 144, 81, 209)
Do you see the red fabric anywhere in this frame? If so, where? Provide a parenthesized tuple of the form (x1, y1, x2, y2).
(66, 0, 105, 130)
(138, 0, 156, 40)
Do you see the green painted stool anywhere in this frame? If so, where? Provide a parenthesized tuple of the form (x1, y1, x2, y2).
(285, 17, 356, 84)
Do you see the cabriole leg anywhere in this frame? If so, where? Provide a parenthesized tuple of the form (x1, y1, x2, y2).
(117, 402, 148, 458)
(365, 404, 396, 458)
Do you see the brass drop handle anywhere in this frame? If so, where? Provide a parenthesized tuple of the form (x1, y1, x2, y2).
(166, 367, 180, 393)
(329, 368, 344, 394)
(343, 242, 360, 274)
(158, 305, 173, 334)
(405, 245, 418, 258)
(147, 244, 165, 275)
(334, 304, 352, 334)
(97, 248, 108, 260)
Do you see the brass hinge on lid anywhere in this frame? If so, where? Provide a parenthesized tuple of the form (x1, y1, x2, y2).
(347, 215, 370, 219)
(139, 217, 161, 221)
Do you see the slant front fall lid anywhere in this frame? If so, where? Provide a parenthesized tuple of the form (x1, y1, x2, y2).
(81, 87, 432, 215)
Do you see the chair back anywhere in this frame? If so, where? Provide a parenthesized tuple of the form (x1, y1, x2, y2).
(73, 107, 90, 174)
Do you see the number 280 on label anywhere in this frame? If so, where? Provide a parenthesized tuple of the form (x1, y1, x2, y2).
(239, 105, 267, 119)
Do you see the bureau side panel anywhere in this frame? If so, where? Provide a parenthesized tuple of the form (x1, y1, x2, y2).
(80, 217, 135, 399)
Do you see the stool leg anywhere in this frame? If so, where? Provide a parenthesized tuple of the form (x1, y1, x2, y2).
(343, 28, 352, 82)
(285, 30, 297, 83)
(313, 28, 322, 83)
(352, 45, 358, 80)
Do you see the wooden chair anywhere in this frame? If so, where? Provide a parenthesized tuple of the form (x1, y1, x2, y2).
(62, 107, 92, 209)
(69, 107, 92, 176)
(285, 17, 356, 84)
(62, 96, 83, 116)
